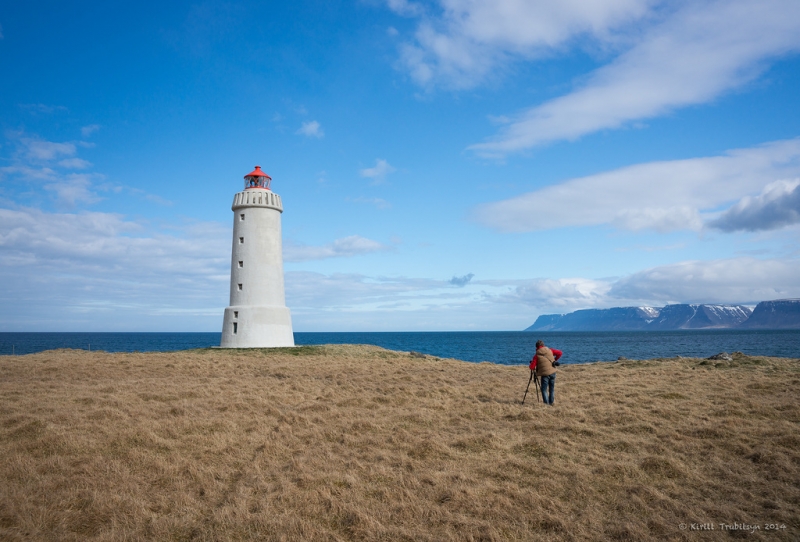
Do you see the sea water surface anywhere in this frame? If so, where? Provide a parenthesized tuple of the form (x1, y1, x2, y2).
(1, 330, 798, 364)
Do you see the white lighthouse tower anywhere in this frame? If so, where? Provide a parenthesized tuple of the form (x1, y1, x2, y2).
(220, 166, 294, 348)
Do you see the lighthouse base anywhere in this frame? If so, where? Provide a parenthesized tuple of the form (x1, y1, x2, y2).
(220, 306, 295, 348)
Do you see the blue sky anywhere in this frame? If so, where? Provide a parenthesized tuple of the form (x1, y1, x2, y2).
(1, 0, 799, 332)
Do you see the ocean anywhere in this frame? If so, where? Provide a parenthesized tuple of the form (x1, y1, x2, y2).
(1, 330, 798, 364)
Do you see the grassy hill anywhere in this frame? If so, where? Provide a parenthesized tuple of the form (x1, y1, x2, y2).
(1, 346, 798, 540)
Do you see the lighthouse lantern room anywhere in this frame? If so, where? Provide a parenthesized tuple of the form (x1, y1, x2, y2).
(220, 166, 294, 348)
(244, 165, 272, 190)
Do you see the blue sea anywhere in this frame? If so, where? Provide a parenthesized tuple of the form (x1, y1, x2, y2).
(0, 330, 798, 364)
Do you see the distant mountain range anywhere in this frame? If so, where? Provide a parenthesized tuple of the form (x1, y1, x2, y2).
(525, 299, 800, 331)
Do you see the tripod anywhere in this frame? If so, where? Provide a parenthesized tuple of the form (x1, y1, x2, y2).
(521, 370, 540, 404)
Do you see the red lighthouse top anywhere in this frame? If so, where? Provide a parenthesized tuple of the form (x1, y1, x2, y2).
(244, 165, 272, 190)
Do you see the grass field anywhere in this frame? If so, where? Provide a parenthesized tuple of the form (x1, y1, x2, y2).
(0, 345, 798, 541)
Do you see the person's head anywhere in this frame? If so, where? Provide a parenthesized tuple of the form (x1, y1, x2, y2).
(536, 340, 544, 348)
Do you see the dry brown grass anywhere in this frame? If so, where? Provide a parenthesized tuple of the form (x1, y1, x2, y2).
(0, 345, 798, 541)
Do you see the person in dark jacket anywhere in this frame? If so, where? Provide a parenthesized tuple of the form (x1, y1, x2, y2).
(530, 340, 562, 405)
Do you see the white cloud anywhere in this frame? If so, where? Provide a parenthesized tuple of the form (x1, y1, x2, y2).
(286, 271, 444, 309)
(43, 174, 102, 206)
(2, 206, 794, 330)
(709, 179, 800, 232)
(496, 277, 613, 309)
(347, 196, 392, 209)
(360, 159, 397, 184)
(394, 0, 652, 89)
(468, 0, 800, 155)
(0, 208, 227, 269)
(81, 124, 101, 137)
(472, 139, 800, 233)
(19, 103, 69, 114)
(143, 193, 173, 206)
(284, 271, 517, 331)
(387, 1, 800, 153)
(0, 207, 230, 331)
(21, 137, 77, 161)
(58, 158, 92, 169)
(386, 0, 424, 17)
(608, 257, 800, 304)
(286, 271, 594, 328)
(612, 206, 704, 233)
(284, 235, 389, 262)
(0, 165, 57, 181)
(296, 120, 324, 138)
(1, 132, 105, 205)
(288, 255, 800, 329)
(489, 257, 800, 312)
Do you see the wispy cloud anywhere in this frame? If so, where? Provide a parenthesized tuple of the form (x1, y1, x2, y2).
(284, 235, 389, 262)
(81, 124, 101, 137)
(608, 257, 800, 305)
(386, 1, 800, 154)
(0, 166, 57, 181)
(20, 137, 77, 161)
(287, 271, 444, 309)
(347, 196, 392, 209)
(472, 139, 800, 233)
(392, 0, 652, 89)
(385, 0, 424, 18)
(708, 179, 800, 232)
(360, 159, 396, 184)
(496, 277, 613, 310)
(284, 271, 506, 331)
(0, 131, 172, 208)
(2, 206, 795, 330)
(287, 255, 800, 329)
(43, 174, 103, 206)
(19, 103, 69, 114)
(489, 257, 800, 312)
(468, 0, 800, 155)
(58, 158, 92, 169)
(296, 120, 324, 138)
(0, 207, 230, 330)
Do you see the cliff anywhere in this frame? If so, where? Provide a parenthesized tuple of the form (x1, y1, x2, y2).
(737, 299, 800, 329)
(525, 307, 657, 331)
(526, 304, 753, 331)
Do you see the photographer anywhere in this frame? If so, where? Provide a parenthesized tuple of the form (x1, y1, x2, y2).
(530, 340, 562, 406)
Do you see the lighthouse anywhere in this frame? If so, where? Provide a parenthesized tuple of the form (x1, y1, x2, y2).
(220, 166, 294, 348)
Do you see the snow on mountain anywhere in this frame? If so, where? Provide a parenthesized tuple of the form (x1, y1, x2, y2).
(526, 303, 755, 331)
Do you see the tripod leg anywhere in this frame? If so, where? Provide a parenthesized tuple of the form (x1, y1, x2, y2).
(521, 371, 534, 404)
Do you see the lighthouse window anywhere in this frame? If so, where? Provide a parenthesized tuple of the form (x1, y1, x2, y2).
(237, 283, 242, 291)
(239, 237, 244, 244)
(240, 213, 245, 221)
(233, 322, 238, 334)
(238, 261, 243, 268)
(233, 311, 238, 318)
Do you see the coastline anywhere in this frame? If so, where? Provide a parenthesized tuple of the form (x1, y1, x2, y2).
(1, 345, 797, 540)
(2, 329, 799, 361)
